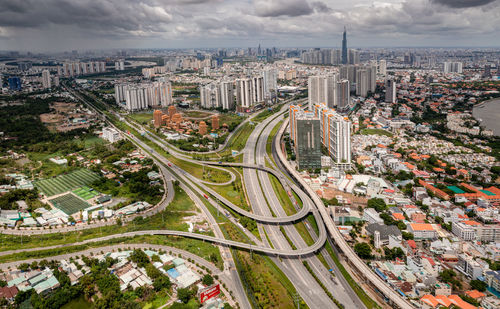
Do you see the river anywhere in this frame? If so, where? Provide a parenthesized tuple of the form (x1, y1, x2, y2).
(473, 98, 500, 136)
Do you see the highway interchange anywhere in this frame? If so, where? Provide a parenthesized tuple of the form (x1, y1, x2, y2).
(7, 84, 416, 309)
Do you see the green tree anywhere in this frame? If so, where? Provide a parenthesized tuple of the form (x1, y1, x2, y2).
(470, 280, 487, 292)
(367, 198, 387, 212)
(177, 287, 192, 303)
(354, 243, 372, 259)
(202, 274, 214, 286)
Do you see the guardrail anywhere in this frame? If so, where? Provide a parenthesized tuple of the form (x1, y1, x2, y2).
(274, 119, 415, 309)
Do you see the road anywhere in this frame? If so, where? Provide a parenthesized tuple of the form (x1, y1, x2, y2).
(274, 119, 415, 309)
(241, 105, 338, 308)
(0, 243, 238, 308)
(58, 86, 412, 308)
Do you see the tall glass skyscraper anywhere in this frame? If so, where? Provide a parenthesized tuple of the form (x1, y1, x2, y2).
(341, 26, 347, 65)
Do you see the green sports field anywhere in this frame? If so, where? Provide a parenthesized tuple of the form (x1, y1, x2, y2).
(72, 186, 99, 200)
(35, 169, 101, 197)
(49, 193, 90, 215)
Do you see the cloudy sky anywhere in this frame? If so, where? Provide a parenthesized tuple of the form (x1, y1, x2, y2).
(0, 0, 499, 51)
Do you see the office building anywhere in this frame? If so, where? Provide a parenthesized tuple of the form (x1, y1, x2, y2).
(342, 26, 348, 64)
(8, 77, 22, 91)
(102, 127, 121, 143)
(385, 77, 397, 103)
(289, 106, 321, 170)
(313, 103, 352, 168)
(443, 62, 463, 74)
(308, 75, 337, 110)
(41, 70, 51, 89)
(336, 79, 350, 112)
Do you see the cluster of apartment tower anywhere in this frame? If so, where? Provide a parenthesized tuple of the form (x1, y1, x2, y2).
(289, 104, 351, 170)
(57, 61, 107, 77)
(301, 48, 360, 66)
(114, 79, 173, 111)
(199, 68, 277, 111)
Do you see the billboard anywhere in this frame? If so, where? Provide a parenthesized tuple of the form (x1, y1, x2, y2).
(199, 284, 220, 304)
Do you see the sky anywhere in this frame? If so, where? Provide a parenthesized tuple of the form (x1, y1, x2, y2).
(0, 0, 499, 52)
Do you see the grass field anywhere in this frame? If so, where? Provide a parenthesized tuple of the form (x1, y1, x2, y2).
(129, 112, 153, 125)
(35, 169, 101, 197)
(49, 193, 90, 215)
(360, 128, 393, 137)
(72, 186, 99, 200)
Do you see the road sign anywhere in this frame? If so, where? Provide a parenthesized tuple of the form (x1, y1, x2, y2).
(199, 284, 220, 304)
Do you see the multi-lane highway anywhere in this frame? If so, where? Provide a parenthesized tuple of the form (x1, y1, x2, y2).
(54, 85, 415, 308)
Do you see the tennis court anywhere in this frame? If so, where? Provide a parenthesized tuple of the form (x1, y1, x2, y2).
(72, 186, 99, 200)
(447, 186, 465, 194)
(49, 193, 90, 215)
(35, 169, 100, 197)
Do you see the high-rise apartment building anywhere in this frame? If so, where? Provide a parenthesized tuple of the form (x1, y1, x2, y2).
(356, 69, 369, 97)
(336, 79, 350, 112)
(289, 106, 321, 170)
(41, 70, 51, 89)
(348, 49, 360, 65)
(236, 78, 253, 109)
(443, 62, 463, 74)
(262, 68, 277, 100)
(313, 103, 351, 168)
(220, 81, 235, 110)
(115, 80, 172, 111)
(385, 77, 397, 103)
(308, 75, 338, 110)
(200, 83, 221, 109)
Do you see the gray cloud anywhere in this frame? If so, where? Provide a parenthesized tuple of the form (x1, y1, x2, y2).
(254, 0, 313, 17)
(0, 0, 173, 36)
(0, 0, 499, 51)
(431, 0, 497, 8)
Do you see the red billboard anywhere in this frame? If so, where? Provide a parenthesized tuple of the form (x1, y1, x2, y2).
(199, 284, 220, 304)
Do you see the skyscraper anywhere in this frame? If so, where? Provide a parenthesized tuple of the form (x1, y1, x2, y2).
(342, 26, 347, 65)
(41, 70, 51, 89)
(289, 106, 321, 170)
(262, 68, 277, 101)
(8, 77, 22, 91)
(385, 78, 397, 103)
(308, 75, 337, 110)
(336, 79, 350, 112)
(313, 103, 352, 168)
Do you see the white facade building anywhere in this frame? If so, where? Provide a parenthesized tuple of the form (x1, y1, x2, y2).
(41, 70, 51, 89)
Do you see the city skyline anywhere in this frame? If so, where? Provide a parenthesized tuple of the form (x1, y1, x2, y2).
(0, 0, 499, 52)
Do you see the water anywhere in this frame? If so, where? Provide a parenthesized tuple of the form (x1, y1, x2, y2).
(473, 98, 500, 136)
